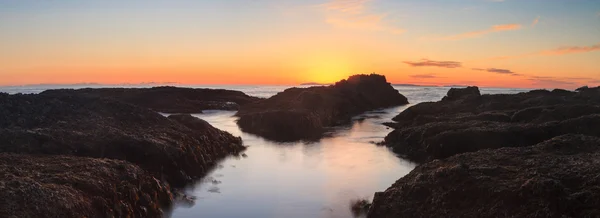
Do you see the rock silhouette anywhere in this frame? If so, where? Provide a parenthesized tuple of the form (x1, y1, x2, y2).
(236, 74, 409, 141)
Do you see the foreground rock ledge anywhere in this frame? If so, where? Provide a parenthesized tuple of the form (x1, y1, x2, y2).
(369, 134, 600, 218)
(43, 86, 262, 113)
(0, 93, 245, 186)
(0, 153, 172, 217)
(383, 86, 600, 162)
(0, 92, 247, 217)
(236, 74, 409, 141)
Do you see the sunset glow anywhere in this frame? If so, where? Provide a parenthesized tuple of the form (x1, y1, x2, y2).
(1, 0, 599, 88)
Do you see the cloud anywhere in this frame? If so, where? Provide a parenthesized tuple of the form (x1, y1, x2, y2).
(528, 78, 576, 86)
(472, 68, 519, 75)
(435, 23, 522, 40)
(403, 59, 462, 68)
(490, 42, 600, 60)
(319, 0, 404, 34)
(532, 16, 540, 27)
(410, 74, 438, 79)
(540, 43, 600, 56)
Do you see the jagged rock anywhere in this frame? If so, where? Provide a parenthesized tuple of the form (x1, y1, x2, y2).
(236, 74, 409, 141)
(42, 86, 262, 113)
(369, 134, 600, 218)
(0, 153, 173, 218)
(383, 86, 600, 162)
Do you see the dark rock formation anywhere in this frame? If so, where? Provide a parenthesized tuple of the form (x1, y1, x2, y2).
(236, 74, 409, 141)
(442, 86, 480, 101)
(0, 93, 245, 186)
(0, 153, 172, 217)
(383, 86, 600, 162)
(369, 134, 600, 218)
(0, 91, 247, 217)
(42, 86, 262, 113)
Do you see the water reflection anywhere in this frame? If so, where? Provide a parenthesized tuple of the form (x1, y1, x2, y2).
(168, 106, 416, 218)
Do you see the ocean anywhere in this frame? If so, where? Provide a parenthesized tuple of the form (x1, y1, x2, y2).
(0, 85, 530, 218)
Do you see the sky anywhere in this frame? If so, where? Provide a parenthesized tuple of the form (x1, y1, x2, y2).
(0, 0, 599, 88)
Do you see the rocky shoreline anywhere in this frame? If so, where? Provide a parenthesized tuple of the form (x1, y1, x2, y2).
(3, 81, 600, 217)
(0, 91, 246, 217)
(42, 86, 262, 113)
(368, 86, 600, 217)
(236, 74, 408, 141)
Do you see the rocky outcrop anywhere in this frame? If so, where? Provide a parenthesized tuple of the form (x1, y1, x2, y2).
(0, 93, 245, 186)
(0, 153, 173, 217)
(236, 74, 409, 141)
(42, 86, 262, 113)
(442, 86, 480, 101)
(369, 134, 600, 218)
(0, 92, 247, 217)
(383, 86, 600, 162)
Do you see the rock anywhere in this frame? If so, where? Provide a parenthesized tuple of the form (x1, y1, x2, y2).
(0, 93, 245, 187)
(236, 74, 409, 141)
(442, 86, 481, 101)
(384, 87, 600, 162)
(368, 134, 600, 218)
(42, 86, 262, 113)
(0, 153, 173, 218)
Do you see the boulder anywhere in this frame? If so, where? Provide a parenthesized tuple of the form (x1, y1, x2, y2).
(42, 86, 262, 113)
(236, 74, 409, 141)
(442, 86, 480, 101)
(369, 134, 600, 218)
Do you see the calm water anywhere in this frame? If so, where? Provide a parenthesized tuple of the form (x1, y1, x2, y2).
(0, 85, 529, 218)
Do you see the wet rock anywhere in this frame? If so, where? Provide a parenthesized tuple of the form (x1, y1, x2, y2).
(368, 134, 600, 218)
(42, 86, 262, 113)
(0, 153, 173, 218)
(0, 93, 245, 187)
(384, 86, 600, 162)
(236, 74, 409, 141)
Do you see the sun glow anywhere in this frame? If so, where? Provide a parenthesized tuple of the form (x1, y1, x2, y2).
(305, 59, 354, 84)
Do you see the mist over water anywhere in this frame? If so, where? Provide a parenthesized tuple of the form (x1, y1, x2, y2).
(0, 85, 530, 218)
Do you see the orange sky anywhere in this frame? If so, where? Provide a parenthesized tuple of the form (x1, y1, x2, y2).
(1, 0, 599, 89)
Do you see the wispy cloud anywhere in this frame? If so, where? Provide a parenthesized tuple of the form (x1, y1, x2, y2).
(410, 73, 439, 79)
(532, 16, 540, 27)
(525, 76, 600, 88)
(472, 68, 520, 75)
(319, 0, 404, 34)
(528, 78, 576, 86)
(435, 24, 522, 41)
(540, 43, 600, 56)
(491, 43, 600, 60)
(404, 59, 462, 68)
